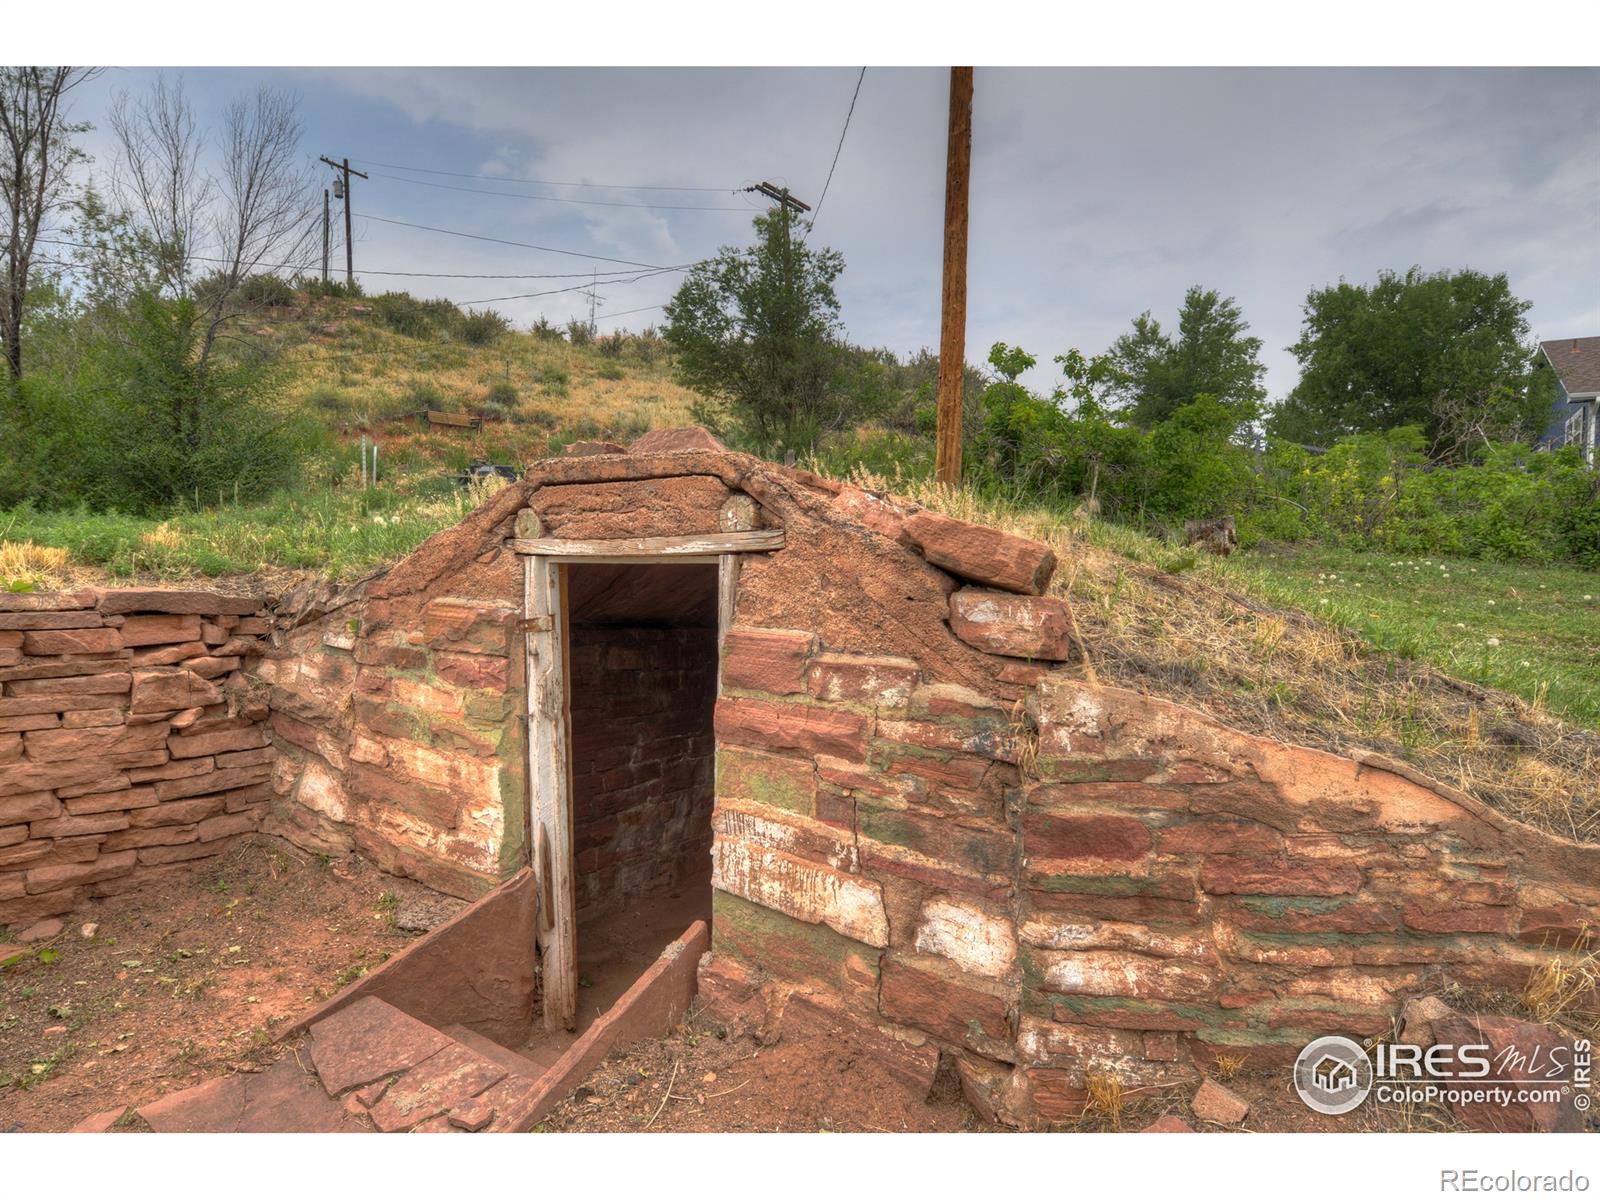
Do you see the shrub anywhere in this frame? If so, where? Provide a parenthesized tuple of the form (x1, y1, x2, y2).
(565, 319, 593, 348)
(530, 316, 562, 342)
(304, 383, 346, 415)
(370, 292, 461, 340)
(597, 362, 625, 381)
(557, 418, 602, 445)
(538, 364, 570, 396)
(612, 413, 650, 442)
(1242, 430, 1600, 565)
(484, 379, 518, 407)
(236, 273, 297, 309)
(459, 308, 510, 346)
(1141, 396, 1256, 521)
(596, 331, 626, 359)
(5, 294, 317, 514)
(298, 276, 364, 300)
(400, 379, 447, 413)
(632, 325, 665, 365)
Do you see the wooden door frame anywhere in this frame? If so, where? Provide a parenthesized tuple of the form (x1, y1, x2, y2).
(515, 530, 778, 1031)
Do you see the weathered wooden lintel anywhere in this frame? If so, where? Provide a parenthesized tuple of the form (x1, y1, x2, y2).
(507, 530, 784, 558)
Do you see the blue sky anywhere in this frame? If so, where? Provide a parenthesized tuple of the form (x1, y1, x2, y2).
(65, 66, 1600, 400)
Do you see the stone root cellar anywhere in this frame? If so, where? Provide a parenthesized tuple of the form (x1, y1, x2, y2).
(4, 428, 1597, 1130)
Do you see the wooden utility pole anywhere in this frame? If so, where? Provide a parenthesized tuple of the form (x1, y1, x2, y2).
(320, 155, 368, 289)
(749, 181, 811, 247)
(934, 67, 973, 487)
(747, 182, 812, 450)
(321, 188, 330, 285)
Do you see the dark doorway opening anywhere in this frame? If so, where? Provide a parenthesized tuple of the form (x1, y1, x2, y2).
(538, 561, 718, 1054)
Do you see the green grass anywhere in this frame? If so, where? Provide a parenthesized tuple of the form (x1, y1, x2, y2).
(1214, 543, 1600, 728)
(0, 482, 473, 583)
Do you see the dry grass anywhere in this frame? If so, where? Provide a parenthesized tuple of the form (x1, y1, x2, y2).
(1211, 1053, 1247, 1082)
(1081, 1073, 1126, 1131)
(839, 466, 1600, 844)
(0, 539, 71, 589)
(1522, 947, 1600, 1030)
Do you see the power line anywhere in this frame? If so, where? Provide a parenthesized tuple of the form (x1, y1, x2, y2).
(594, 303, 667, 323)
(31, 237, 659, 282)
(361, 215, 693, 271)
(811, 68, 866, 228)
(365, 169, 752, 213)
(360, 265, 662, 281)
(457, 268, 682, 307)
(351, 157, 734, 193)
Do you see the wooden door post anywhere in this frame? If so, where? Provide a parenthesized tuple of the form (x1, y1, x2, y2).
(934, 66, 973, 487)
(524, 554, 577, 1031)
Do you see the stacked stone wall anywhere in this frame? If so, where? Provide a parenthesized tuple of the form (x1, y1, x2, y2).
(702, 616, 1600, 1127)
(258, 589, 524, 899)
(1, 588, 272, 926)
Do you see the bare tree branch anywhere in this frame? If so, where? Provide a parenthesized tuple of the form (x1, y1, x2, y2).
(109, 75, 316, 372)
(0, 65, 100, 380)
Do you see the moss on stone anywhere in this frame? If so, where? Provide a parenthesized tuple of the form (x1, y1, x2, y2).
(1236, 896, 1351, 917)
(717, 749, 814, 816)
(712, 890, 878, 984)
(857, 805, 920, 850)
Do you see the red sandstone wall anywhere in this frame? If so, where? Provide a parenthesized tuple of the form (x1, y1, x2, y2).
(568, 626, 716, 923)
(1, 589, 273, 927)
(702, 617, 1600, 1128)
(257, 589, 524, 899)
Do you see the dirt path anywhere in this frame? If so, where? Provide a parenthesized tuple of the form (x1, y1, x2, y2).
(0, 841, 445, 1132)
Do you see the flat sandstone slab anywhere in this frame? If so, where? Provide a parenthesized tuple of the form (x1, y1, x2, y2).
(98, 589, 264, 616)
(138, 1060, 349, 1133)
(307, 996, 454, 1096)
(365, 1042, 508, 1132)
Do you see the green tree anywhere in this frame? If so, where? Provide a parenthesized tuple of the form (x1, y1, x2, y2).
(1269, 267, 1553, 459)
(92, 293, 309, 512)
(665, 210, 847, 452)
(1101, 286, 1266, 429)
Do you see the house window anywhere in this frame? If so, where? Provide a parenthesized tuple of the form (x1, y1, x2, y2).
(1566, 410, 1584, 446)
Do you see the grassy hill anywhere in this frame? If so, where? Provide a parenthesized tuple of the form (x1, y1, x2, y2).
(269, 293, 701, 439)
(1, 295, 702, 586)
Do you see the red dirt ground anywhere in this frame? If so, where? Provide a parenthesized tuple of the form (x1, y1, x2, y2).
(0, 840, 440, 1132)
(542, 999, 983, 1133)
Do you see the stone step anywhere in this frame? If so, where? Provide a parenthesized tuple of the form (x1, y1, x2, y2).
(306, 996, 535, 1132)
(137, 1058, 354, 1133)
(136, 997, 536, 1133)
(307, 995, 458, 1097)
(441, 1024, 546, 1078)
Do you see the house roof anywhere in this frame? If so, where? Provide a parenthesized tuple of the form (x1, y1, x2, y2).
(1539, 337, 1600, 397)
